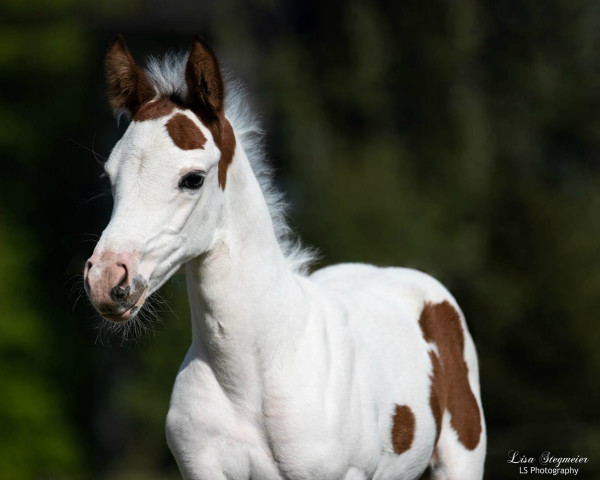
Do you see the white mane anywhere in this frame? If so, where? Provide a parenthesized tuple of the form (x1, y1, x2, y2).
(144, 52, 315, 274)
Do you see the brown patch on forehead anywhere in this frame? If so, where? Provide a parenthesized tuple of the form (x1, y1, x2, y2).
(419, 301, 482, 450)
(131, 93, 236, 186)
(391, 405, 415, 455)
(166, 113, 207, 150)
(133, 98, 176, 122)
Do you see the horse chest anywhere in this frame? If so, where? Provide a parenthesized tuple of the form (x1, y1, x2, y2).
(166, 347, 367, 479)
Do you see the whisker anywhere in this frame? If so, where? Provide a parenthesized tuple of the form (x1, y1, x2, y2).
(72, 292, 84, 311)
(81, 190, 112, 206)
(80, 239, 101, 245)
(69, 138, 108, 166)
(64, 273, 84, 290)
(88, 289, 168, 344)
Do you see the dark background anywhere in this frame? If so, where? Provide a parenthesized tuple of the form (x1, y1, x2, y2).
(1, 1, 599, 478)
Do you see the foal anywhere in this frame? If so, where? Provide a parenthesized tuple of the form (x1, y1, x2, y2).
(84, 37, 486, 480)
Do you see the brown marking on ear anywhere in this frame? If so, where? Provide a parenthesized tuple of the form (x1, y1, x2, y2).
(185, 37, 224, 124)
(133, 98, 176, 122)
(391, 405, 415, 455)
(105, 36, 155, 116)
(184, 38, 236, 189)
(166, 113, 207, 150)
(419, 301, 482, 450)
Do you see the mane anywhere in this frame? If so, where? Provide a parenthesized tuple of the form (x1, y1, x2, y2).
(145, 51, 316, 274)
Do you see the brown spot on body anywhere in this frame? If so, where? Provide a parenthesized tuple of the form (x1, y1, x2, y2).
(391, 405, 415, 455)
(428, 351, 444, 445)
(134, 98, 176, 122)
(419, 301, 482, 450)
(166, 113, 207, 150)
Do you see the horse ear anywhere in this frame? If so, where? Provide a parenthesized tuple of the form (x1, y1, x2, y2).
(185, 37, 224, 124)
(104, 36, 155, 118)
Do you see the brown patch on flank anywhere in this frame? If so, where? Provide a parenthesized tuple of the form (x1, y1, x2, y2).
(391, 405, 415, 455)
(133, 98, 176, 122)
(428, 351, 444, 445)
(166, 113, 207, 150)
(419, 301, 482, 450)
(105, 36, 155, 116)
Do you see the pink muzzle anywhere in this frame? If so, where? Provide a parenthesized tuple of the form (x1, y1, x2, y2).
(84, 251, 148, 322)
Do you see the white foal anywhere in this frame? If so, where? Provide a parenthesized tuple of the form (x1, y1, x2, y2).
(84, 37, 486, 480)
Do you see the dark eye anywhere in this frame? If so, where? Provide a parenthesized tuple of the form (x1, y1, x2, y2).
(179, 171, 205, 190)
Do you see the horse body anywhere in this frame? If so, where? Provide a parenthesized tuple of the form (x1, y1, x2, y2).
(85, 37, 486, 479)
(167, 253, 484, 479)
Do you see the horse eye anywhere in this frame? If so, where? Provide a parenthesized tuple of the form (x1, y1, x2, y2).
(179, 171, 205, 190)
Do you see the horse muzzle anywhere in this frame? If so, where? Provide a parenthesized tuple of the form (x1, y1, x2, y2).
(84, 250, 148, 322)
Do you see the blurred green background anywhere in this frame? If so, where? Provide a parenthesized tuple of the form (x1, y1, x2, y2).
(1, 0, 599, 478)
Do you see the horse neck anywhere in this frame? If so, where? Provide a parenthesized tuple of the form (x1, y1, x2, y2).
(184, 141, 301, 400)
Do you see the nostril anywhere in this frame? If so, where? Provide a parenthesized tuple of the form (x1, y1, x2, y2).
(111, 284, 131, 300)
(118, 261, 128, 278)
(117, 270, 128, 288)
(110, 267, 130, 301)
(83, 261, 93, 293)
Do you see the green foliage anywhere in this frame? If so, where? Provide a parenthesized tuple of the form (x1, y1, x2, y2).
(1, 0, 599, 478)
(0, 217, 83, 478)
